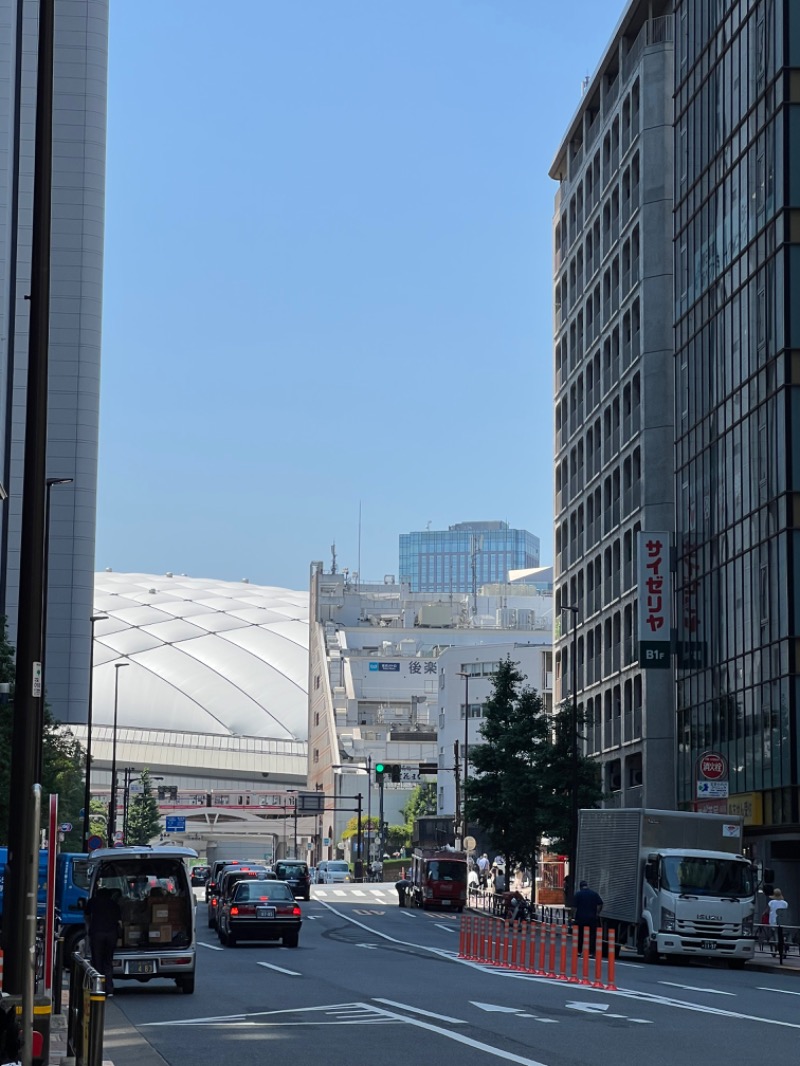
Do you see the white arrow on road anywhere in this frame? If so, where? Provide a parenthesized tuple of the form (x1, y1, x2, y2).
(471, 1002, 526, 1013)
(356, 943, 377, 949)
(567, 1002, 651, 1022)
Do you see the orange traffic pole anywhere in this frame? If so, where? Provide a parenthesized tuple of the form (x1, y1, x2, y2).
(592, 931, 604, 987)
(510, 921, 519, 969)
(606, 928, 617, 990)
(554, 924, 567, 980)
(548, 922, 556, 975)
(537, 922, 548, 975)
(581, 940, 591, 984)
(458, 915, 466, 957)
(568, 929, 579, 982)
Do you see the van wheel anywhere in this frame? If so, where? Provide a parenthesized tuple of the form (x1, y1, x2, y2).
(63, 927, 85, 963)
(283, 934, 299, 948)
(218, 926, 228, 946)
(176, 976, 195, 994)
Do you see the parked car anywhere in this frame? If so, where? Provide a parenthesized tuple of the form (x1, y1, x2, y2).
(217, 879, 302, 947)
(273, 860, 312, 900)
(86, 845, 197, 994)
(191, 865, 210, 886)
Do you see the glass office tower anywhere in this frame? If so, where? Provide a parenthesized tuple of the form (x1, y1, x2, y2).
(674, 0, 798, 877)
(399, 521, 540, 594)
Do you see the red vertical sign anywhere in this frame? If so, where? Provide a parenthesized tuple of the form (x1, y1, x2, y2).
(45, 794, 58, 994)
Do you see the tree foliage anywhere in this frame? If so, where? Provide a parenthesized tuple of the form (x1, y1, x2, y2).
(0, 618, 87, 850)
(125, 768, 163, 845)
(464, 658, 603, 872)
(401, 784, 436, 837)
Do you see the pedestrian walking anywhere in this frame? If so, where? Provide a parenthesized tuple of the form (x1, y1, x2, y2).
(85, 886, 122, 997)
(477, 853, 490, 888)
(573, 879, 603, 956)
(768, 887, 789, 956)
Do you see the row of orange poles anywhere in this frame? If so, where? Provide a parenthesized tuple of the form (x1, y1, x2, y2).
(458, 913, 617, 991)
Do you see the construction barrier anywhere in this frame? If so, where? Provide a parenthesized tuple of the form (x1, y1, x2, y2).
(457, 913, 618, 991)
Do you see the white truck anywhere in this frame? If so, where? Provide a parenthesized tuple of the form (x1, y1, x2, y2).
(576, 808, 756, 968)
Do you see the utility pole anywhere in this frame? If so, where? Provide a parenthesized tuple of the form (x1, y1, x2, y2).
(453, 740, 461, 848)
(355, 792, 363, 882)
(4, 0, 56, 995)
(366, 754, 372, 862)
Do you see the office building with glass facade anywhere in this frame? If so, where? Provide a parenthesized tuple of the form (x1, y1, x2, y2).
(674, 0, 800, 882)
(399, 521, 540, 594)
(0, 1, 109, 723)
(550, 0, 676, 810)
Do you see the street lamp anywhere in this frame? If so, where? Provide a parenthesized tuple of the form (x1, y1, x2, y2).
(82, 613, 107, 850)
(561, 602, 580, 903)
(107, 661, 129, 844)
(456, 671, 472, 844)
(37, 476, 73, 778)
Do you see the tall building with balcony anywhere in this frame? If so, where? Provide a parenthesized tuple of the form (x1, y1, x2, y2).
(0, 1, 108, 723)
(674, 0, 800, 888)
(399, 521, 540, 594)
(550, 1, 675, 808)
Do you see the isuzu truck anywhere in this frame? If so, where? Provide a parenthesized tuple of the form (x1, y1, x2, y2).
(576, 808, 756, 967)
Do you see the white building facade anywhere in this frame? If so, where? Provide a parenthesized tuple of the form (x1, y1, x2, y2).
(308, 563, 552, 860)
(550, 0, 676, 810)
(436, 641, 553, 821)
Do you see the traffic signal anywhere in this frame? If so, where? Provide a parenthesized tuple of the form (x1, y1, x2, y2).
(375, 762, 386, 783)
(390, 764, 401, 784)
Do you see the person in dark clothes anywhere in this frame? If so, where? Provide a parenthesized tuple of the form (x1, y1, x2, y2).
(573, 879, 603, 955)
(0, 995, 22, 1065)
(395, 878, 410, 907)
(85, 887, 122, 996)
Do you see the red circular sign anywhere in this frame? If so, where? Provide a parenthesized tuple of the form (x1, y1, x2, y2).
(700, 753, 726, 780)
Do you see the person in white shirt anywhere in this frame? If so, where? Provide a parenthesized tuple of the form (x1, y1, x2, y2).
(768, 887, 789, 957)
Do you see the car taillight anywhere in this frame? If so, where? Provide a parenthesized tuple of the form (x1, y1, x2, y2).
(233, 904, 255, 915)
(230, 906, 239, 916)
(292, 906, 302, 917)
(211, 897, 218, 908)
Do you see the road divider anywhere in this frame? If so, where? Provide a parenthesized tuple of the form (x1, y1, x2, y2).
(458, 914, 617, 991)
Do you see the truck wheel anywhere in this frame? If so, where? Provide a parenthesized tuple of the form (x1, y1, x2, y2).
(728, 959, 746, 970)
(638, 925, 659, 964)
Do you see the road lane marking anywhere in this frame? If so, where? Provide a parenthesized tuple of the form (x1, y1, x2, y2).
(198, 941, 223, 951)
(435, 924, 458, 933)
(374, 998, 465, 1024)
(757, 987, 800, 996)
(472, 1002, 524, 1013)
(366, 1003, 553, 1065)
(660, 982, 736, 996)
(257, 962, 301, 976)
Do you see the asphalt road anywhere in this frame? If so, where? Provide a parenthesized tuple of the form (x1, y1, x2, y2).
(101, 886, 800, 1066)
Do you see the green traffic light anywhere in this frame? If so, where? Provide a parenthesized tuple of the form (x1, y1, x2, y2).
(375, 763, 385, 773)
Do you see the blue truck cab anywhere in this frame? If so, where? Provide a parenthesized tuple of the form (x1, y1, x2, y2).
(0, 847, 89, 955)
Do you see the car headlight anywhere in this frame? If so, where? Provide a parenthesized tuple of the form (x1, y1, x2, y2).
(662, 907, 676, 931)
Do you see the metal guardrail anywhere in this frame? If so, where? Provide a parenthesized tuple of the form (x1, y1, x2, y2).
(755, 923, 800, 965)
(67, 954, 105, 1066)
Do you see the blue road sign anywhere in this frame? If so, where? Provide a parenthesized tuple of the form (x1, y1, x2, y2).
(87, 834, 104, 851)
(165, 816, 186, 832)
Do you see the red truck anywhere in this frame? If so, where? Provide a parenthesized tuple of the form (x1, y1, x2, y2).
(408, 847, 467, 912)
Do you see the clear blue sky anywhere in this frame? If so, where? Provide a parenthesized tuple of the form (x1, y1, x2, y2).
(96, 0, 624, 590)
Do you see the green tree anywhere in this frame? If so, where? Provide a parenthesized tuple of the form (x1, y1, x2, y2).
(401, 783, 436, 839)
(465, 658, 550, 872)
(125, 768, 163, 845)
(0, 618, 87, 850)
(341, 815, 379, 841)
(536, 700, 603, 853)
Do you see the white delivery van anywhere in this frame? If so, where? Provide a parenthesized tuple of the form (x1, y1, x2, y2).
(317, 860, 350, 884)
(86, 845, 197, 993)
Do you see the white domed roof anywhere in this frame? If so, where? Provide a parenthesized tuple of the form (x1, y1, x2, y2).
(92, 572, 309, 741)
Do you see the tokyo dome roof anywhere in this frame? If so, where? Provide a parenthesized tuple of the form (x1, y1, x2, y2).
(91, 572, 310, 741)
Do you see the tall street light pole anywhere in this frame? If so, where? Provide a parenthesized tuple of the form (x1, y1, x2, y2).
(562, 603, 580, 904)
(286, 789, 298, 858)
(457, 671, 471, 844)
(82, 614, 107, 850)
(38, 476, 73, 778)
(108, 661, 129, 844)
